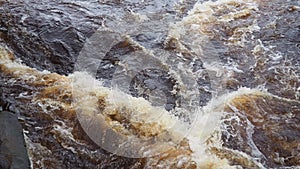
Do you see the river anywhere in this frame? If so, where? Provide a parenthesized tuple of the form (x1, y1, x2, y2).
(0, 0, 299, 168)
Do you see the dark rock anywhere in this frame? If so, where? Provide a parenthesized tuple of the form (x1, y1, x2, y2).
(0, 1, 99, 75)
(0, 111, 30, 169)
(0, 0, 299, 168)
(0, 154, 10, 169)
(220, 93, 300, 168)
(129, 68, 178, 111)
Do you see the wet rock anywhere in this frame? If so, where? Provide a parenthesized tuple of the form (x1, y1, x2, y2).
(219, 93, 300, 168)
(0, 154, 10, 169)
(0, 46, 199, 168)
(136, 33, 156, 42)
(0, 0, 182, 76)
(0, 111, 30, 169)
(0, 1, 101, 75)
(0, 47, 146, 168)
(129, 68, 178, 111)
(0, 0, 299, 168)
(254, 0, 300, 100)
(0, 88, 3, 111)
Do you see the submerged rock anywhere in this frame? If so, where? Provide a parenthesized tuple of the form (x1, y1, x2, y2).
(0, 47, 146, 168)
(218, 92, 300, 168)
(0, 0, 299, 168)
(1, 47, 300, 168)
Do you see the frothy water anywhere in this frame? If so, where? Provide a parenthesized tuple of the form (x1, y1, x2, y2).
(0, 0, 299, 168)
(0, 43, 224, 167)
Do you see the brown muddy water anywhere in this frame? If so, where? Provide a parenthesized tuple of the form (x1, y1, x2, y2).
(0, 0, 299, 168)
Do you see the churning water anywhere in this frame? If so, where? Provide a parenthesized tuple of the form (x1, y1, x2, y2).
(0, 0, 299, 168)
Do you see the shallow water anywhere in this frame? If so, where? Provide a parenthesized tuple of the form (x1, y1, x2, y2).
(0, 0, 299, 168)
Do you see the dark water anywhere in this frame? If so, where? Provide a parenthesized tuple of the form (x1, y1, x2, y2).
(0, 0, 299, 168)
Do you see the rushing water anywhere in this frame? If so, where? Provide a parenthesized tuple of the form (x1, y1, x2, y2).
(0, 0, 299, 168)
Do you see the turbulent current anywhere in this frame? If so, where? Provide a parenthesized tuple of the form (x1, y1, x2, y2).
(0, 0, 299, 168)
